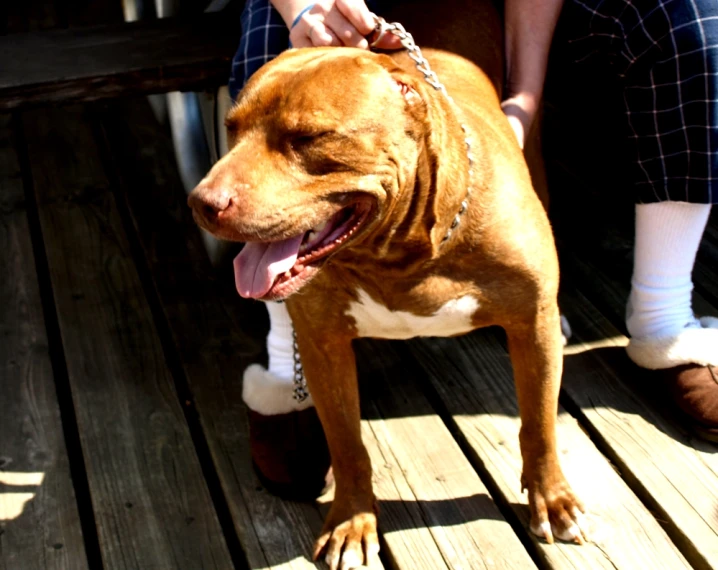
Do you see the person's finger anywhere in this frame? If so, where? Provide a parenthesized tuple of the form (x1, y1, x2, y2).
(289, 16, 339, 47)
(335, 0, 375, 34)
(289, 23, 313, 48)
(369, 31, 403, 51)
(308, 19, 340, 46)
(323, 8, 368, 47)
(364, 13, 406, 51)
(289, 3, 317, 47)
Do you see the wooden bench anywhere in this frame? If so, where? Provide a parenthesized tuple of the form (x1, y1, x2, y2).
(0, 11, 239, 110)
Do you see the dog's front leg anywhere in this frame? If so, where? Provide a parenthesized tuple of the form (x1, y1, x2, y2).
(292, 325, 378, 570)
(505, 305, 587, 544)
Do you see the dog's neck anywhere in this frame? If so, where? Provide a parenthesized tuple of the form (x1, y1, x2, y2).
(438, 119, 473, 247)
(421, 89, 476, 252)
(357, 82, 475, 270)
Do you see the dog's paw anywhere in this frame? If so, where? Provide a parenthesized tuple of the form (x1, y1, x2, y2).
(525, 476, 588, 544)
(313, 506, 380, 570)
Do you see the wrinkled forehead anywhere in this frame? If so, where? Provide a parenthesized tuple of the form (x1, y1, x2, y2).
(228, 48, 399, 131)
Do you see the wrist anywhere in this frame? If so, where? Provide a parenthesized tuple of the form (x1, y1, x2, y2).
(290, 3, 316, 28)
(270, 0, 315, 29)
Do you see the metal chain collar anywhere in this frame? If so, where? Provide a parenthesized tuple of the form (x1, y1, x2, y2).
(371, 16, 474, 242)
(292, 329, 310, 402)
(289, 18, 474, 402)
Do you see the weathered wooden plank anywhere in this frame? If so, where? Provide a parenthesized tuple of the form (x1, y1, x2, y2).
(404, 328, 692, 569)
(354, 340, 536, 570)
(0, 115, 88, 570)
(97, 100, 330, 569)
(560, 251, 718, 569)
(19, 105, 234, 570)
(0, 12, 239, 111)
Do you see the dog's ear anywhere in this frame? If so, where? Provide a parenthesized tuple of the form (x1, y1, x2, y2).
(371, 53, 425, 111)
(392, 76, 421, 106)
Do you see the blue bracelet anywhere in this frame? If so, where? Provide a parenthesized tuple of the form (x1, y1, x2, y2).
(290, 3, 316, 29)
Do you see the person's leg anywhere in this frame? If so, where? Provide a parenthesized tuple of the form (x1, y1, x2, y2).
(242, 302, 333, 499)
(605, 0, 718, 435)
(626, 202, 709, 341)
(225, 0, 336, 498)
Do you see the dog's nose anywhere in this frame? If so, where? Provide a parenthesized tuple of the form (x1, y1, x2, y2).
(187, 186, 233, 224)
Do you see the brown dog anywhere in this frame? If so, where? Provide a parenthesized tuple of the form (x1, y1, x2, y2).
(189, 2, 585, 567)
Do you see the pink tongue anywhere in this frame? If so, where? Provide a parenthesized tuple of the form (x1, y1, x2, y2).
(234, 234, 305, 298)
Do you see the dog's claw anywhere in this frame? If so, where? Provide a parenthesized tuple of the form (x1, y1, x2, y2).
(314, 509, 378, 570)
(556, 522, 584, 544)
(365, 539, 381, 567)
(337, 549, 361, 570)
(526, 472, 587, 545)
(531, 520, 554, 544)
(313, 532, 330, 562)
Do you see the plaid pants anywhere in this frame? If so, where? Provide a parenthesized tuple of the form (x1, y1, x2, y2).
(228, 0, 718, 204)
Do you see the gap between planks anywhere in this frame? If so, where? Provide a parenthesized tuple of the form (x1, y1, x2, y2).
(19, 104, 235, 570)
(558, 245, 718, 570)
(0, 113, 90, 570)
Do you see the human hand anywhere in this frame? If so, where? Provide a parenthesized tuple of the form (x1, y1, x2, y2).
(278, 0, 401, 50)
(500, 92, 538, 150)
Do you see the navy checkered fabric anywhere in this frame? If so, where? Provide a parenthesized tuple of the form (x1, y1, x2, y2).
(563, 0, 718, 204)
(228, 0, 289, 101)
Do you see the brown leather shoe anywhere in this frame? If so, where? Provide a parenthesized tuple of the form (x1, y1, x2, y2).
(248, 407, 333, 500)
(662, 364, 718, 442)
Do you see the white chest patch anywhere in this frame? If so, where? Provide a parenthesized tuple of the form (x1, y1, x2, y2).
(346, 289, 480, 340)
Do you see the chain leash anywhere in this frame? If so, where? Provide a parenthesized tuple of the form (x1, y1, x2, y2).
(292, 329, 310, 402)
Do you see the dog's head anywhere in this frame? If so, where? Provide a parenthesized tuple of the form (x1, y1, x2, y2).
(189, 47, 439, 301)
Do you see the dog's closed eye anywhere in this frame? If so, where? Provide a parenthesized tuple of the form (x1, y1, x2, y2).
(290, 133, 324, 150)
(287, 131, 350, 160)
(289, 131, 333, 150)
(285, 131, 362, 175)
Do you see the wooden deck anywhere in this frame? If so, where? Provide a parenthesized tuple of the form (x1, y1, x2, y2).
(3, 90, 718, 570)
(4, 3, 718, 570)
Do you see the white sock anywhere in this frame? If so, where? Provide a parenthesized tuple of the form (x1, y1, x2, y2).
(241, 302, 313, 415)
(265, 301, 296, 381)
(626, 202, 710, 340)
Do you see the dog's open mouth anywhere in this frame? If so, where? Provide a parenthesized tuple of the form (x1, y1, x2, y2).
(234, 202, 372, 300)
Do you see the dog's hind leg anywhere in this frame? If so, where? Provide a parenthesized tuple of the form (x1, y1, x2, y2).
(505, 303, 587, 544)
